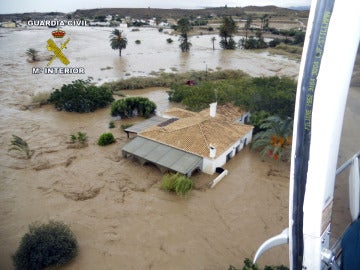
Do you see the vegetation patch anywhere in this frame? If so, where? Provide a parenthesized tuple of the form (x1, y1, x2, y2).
(109, 121, 115, 128)
(103, 69, 249, 91)
(13, 221, 78, 270)
(111, 97, 156, 118)
(251, 116, 293, 161)
(161, 173, 194, 197)
(268, 44, 303, 60)
(229, 258, 289, 270)
(68, 132, 88, 148)
(26, 48, 39, 62)
(97, 132, 115, 146)
(8, 135, 33, 159)
(48, 79, 114, 113)
(120, 123, 133, 130)
(168, 76, 296, 117)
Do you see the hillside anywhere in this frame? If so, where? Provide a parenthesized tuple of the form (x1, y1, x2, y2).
(0, 6, 309, 22)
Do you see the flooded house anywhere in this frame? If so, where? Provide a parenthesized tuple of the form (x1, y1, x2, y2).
(122, 103, 253, 176)
(1, 21, 16, 28)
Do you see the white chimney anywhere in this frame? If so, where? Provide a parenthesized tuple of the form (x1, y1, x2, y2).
(209, 102, 217, 117)
(209, 144, 216, 158)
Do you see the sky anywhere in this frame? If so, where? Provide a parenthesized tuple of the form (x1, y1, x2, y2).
(0, 0, 311, 14)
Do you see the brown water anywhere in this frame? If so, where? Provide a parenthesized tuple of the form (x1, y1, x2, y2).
(0, 26, 358, 269)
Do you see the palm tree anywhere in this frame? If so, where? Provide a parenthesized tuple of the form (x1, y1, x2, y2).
(219, 16, 237, 50)
(260, 14, 270, 32)
(177, 18, 192, 52)
(26, 48, 39, 61)
(211, 37, 216, 50)
(244, 15, 253, 40)
(251, 116, 293, 161)
(109, 29, 128, 57)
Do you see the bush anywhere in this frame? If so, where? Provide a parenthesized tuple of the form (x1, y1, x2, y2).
(111, 97, 156, 118)
(161, 173, 194, 197)
(13, 221, 78, 270)
(48, 79, 114, 112)
(109, 121, 115, 128)
(166, 38, 173, 44)
(70, 132, 88, 144)
(228, 258, 289, 270)
(97, 132, 115, 146)
(135, 39, 141, 44)
(168, 76, 296, 118)
(121, 123, 133, 130)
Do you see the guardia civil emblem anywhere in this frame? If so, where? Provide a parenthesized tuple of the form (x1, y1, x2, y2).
(47, 29, 70, 66)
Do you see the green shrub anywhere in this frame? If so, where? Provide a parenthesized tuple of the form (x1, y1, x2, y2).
(70, 132, 88, 144)
(103, 70, 249, 91)
(166, 38, 173, 43)
(109, 121, 115, 128)
(174, 176, 194, 196)
(168, 76, 296, 118)
(97, 132, 115, 146)
(161, 173, 177, 191)
(121, 123, 133, 130)
(111, 97, 156, 118)
(161, 173, 193, 197)
(135, 39, 141, 44)
(13, 221, 78, 270)
(48, 79, 114, 112)
(228, 258, 289, 270)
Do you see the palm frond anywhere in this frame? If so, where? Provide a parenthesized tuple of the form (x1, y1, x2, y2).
(8, 135, 32, 159)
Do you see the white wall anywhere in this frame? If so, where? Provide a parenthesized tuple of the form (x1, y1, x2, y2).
(201, 129, 253, 174)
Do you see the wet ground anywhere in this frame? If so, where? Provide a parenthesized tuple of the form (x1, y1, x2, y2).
(0, 26, 358, 269)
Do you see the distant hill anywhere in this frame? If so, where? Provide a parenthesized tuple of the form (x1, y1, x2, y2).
(288, 6, 311, 11)
(0, 6, 309, 22)
(73, 6, 309, 19)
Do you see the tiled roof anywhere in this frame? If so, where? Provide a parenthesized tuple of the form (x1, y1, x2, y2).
(198, 103, 246, 121)
(139, 104, 253, 158)
(162, 108, 197, 119)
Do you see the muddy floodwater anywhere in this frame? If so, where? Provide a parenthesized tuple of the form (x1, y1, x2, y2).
(0, 26, 359, 269)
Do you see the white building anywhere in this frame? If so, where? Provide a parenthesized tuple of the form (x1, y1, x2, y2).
(122, 103, 253, 175)
(1, 21, 16, 28)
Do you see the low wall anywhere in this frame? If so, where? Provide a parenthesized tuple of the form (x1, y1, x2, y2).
(210, 169, 228, 188)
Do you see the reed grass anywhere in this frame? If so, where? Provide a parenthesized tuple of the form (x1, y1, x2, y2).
(103, 69, 250, 91)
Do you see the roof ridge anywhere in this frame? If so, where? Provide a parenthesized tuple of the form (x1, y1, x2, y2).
(198, 122, 210, 149)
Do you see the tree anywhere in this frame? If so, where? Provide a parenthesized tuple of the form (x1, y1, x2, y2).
(111, 97, 156, 118)
(177, 17, 192, 52)
(244, 15, 253, 40)
(260, 14, 270, 32)
(219, 16, 237, 50)
(48, 79, 114, 112)
(211, 36, 216, 50)
(109, 29, 128, 57)
(26, 48, 39, 61)
(13, 221, 78, 270)
(251, 116, 293, 161)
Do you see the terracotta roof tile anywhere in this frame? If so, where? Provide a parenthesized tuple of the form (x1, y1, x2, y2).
(163, 108, 197, 119)
(140, 104, 253, 158)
